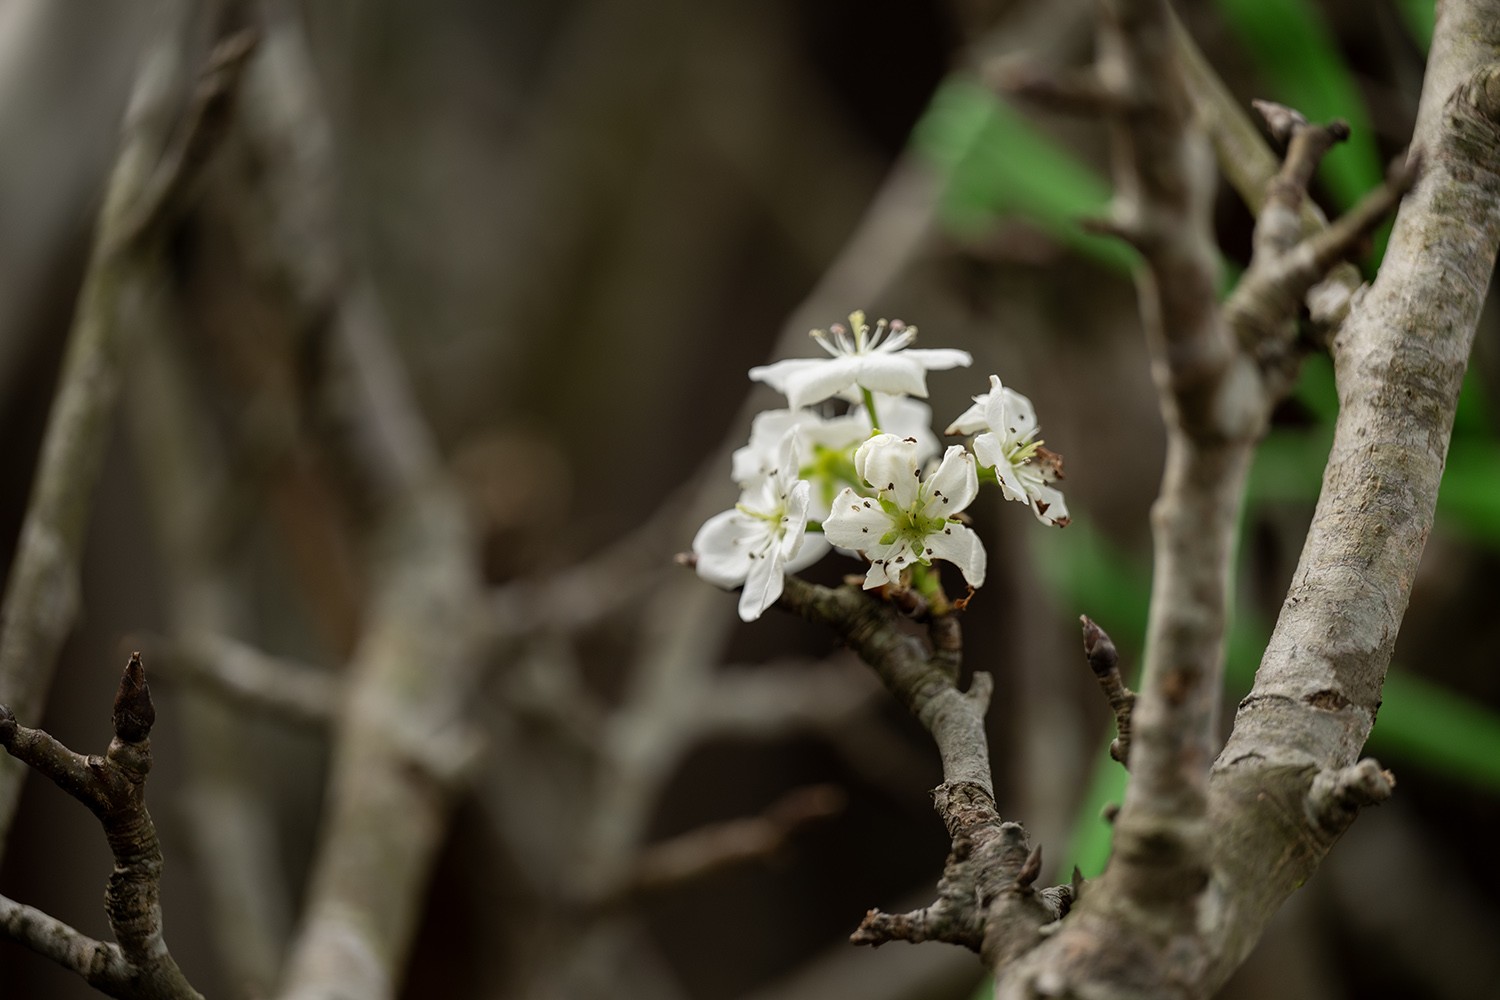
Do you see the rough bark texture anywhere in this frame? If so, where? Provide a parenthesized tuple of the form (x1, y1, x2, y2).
(0, 656, 203, 1000)
(991, 1, 1500, 997)
(1205, 14, 1500, 989)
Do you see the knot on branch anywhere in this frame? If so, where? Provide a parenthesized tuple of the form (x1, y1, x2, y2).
(1306, 758, 1394, 833)
(852, 817, 1063, 955)
(1448, 65, 1500, 166)
(980, 844, 1077, 972)
(1224, 102, 1417, 399)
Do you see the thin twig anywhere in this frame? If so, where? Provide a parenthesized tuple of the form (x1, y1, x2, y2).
(151, 632, 340, 726)
(0, 655, 203, 1000)
(619, 785, 847, 901)
(1080, 616, 1134, 765)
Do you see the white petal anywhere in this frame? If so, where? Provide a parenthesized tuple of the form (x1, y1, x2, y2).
(732, 410, 798, 485)
(993, 459, 1034, 504)
(823, 488, 895, 550)
(923, 522, 987, 588)
(771, 428, 804, 489)
(850, 353, 932, 398)
(738, 537, 788, 621)
(972, 432, 1005, 472)
(748, 357, 810, 394)
(786, 533, 831, 573)
(776, 478, 813, 560)
(691, 509, 759, 587)
(861, 538, 917, 590)
(854, 434, 921, 508)
(901, 347, 972, 371)
(878, 396, 940, 462)
(776, 358, 863, 409)
(1028, 483, 1071, 527)
(945, 397, 988, 436)
(982, 377, 1039, 446)
(922, 446, 978, 517)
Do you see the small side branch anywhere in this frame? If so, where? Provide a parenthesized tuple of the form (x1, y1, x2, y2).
(1306, 760, 1395, 834)
(619, 785, 847, 901)
(1228, 105, 1422, 379)
(1081, 616, 1134, 765)
(152, 632, 340, 726)
(0, 655, 203, 1000)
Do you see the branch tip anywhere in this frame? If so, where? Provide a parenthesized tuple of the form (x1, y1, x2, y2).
(1307, 758, 1395, 832)
(112, 652, 155, 744)
(1251, 99, 1307, 146)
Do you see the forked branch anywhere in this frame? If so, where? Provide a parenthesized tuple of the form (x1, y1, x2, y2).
(0, 655, 202, 1000)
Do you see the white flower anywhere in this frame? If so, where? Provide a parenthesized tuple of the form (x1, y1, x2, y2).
(731, 408, 867, 488)
(823, 434, 986, 590)
(693, 429, 830, 621)
(749, 310, 972, 410)
(945, 376, 1037, 438)
(959, 375, 1070, 527)
(731, 395, 942, 520)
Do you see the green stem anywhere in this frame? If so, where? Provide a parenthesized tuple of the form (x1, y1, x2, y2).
(861, 387, 882, 431)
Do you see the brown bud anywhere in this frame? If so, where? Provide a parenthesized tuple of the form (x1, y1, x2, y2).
(112, 652, 156, 743)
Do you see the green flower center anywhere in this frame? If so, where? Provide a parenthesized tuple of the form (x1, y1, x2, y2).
(876, 496, 950, 546)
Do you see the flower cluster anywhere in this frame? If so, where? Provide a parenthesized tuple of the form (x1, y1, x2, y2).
(693, 311, 1070, 621)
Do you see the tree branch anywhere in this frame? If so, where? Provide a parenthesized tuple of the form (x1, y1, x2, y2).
(1203, 3, 1500, 987)
(224, 8, 491, 999)
(1087, 0, 1249, 930)
(986, 2, 1441, 995)
(0, 655, 203, 1000)
(776, 578, 1070, 956)
(150, 632, 340, 726)
(0, 3, 250, 853)
(1169, 10, 1366, 332)
(617, 785, 848, 901)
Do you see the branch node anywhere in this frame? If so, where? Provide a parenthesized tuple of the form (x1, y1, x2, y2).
(1306, 758, 1395, 832)
(1251, 99, 1308, 147)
